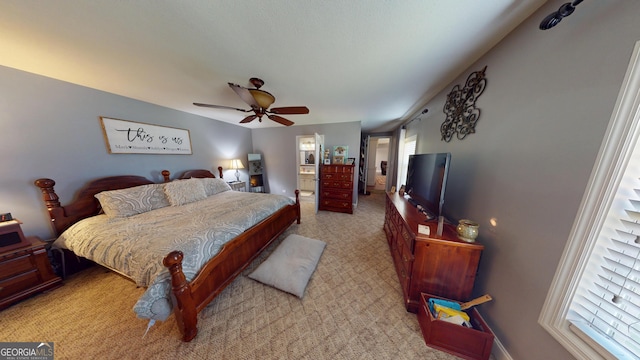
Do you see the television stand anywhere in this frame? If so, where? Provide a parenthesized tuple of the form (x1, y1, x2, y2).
(384, 191, 484, 311)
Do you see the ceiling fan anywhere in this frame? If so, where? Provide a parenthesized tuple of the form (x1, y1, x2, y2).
(194, 77, 309, 126)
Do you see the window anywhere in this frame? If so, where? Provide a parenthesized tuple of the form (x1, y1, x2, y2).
(397, 133, 416, 188)
(540, 41, 640, 359)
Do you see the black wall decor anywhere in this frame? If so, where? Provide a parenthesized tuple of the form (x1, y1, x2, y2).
(441, 66, 487, 142)
(539, 0, 583, 30)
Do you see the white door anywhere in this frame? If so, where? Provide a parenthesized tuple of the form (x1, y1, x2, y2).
(314, 133, 324, 213)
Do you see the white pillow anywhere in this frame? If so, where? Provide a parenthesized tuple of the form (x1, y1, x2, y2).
(248, 234, 326, 298)
(199, 178, 232, 196)
(95, 183, 169, 218)
(163, 178, 207, 206)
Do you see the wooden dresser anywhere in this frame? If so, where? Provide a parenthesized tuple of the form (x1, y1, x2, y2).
(0, 236, 62, 310)
(384, 191, 484, 313)
(319, 164, 355, 214)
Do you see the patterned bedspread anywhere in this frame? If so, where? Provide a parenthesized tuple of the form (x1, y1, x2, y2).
(54, 190, 295, 320)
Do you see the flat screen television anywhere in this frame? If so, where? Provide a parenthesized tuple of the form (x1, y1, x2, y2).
(405, 152, 451, 219)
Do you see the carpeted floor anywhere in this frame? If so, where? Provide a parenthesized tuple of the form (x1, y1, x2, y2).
(0, 192, 463, 360)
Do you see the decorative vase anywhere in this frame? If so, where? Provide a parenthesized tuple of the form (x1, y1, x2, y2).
(456, 219, 479, 242)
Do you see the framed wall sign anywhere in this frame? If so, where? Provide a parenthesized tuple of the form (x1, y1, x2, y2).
(99, 117, 192, 155)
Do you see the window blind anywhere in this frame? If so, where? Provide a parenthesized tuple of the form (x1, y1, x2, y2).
(569, 143, 640, 358)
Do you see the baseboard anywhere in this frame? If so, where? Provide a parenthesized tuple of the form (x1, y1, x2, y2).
(491, 335, 514, 360)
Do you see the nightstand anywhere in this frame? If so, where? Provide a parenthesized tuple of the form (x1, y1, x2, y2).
(0, 236, 62, 310)
(228, 181, 247, 192)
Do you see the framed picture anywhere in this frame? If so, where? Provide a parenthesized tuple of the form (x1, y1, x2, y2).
(346, 157, 355, 165)
(333, 145, 348, 159)
(99, 117, 192, 154)
(333, 155, 345, 164)
(323, 158, 331, 165)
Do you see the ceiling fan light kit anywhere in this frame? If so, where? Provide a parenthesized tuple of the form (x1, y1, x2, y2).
(248, 89, 275, 109)
(194, 77, 309, 126)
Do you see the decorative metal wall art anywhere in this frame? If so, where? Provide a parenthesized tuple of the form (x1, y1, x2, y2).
(440, 66, 487, 142)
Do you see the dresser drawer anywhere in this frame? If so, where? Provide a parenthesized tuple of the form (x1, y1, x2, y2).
(383, 219, 394, 243)
(322, 165, 354, 174)
(400, 223, 415, 253)
(392, 249, 411, 299)
(0, 270, 40, 299)
(321, 172, 353, 182)
(320, 198, 352, 211)
(320, 189, 351, 200)
(0, 254, 33, 280)
(321, 180, 353, 190)
(397, 239, 414, 278)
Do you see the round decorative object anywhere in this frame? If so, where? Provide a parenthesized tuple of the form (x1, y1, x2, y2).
(456, 219, 479, 242)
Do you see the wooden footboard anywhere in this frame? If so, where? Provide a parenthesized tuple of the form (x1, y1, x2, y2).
(163, 190, 300, 341)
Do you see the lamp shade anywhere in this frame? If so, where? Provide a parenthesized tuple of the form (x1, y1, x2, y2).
(230, 159, 245, 170)
(248, 89, 276, 109)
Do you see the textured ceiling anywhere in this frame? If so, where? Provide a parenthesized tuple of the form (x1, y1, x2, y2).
(0, 1, 548, 132)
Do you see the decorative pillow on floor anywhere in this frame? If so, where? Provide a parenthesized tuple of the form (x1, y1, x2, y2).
(248, 234, 326, 298)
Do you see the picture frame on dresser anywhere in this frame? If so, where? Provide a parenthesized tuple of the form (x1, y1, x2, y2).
(346, 158, 355, 165)
(333, 145, 348, 158)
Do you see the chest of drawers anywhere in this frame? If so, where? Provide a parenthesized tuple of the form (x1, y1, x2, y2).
(319, 164, 355, 214)
(384, 192, 483, 312)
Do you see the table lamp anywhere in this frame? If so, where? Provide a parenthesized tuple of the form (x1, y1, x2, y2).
(229, 159, 244, 182)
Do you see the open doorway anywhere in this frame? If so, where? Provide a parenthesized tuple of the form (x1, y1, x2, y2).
(366, 137, 390, 193)
(296, 134, 324, 209)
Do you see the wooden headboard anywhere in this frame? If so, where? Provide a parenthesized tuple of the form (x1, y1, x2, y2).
(34, 167, 225, 236)
(162, 167, 224, 182)
(34, 175, 155, 236)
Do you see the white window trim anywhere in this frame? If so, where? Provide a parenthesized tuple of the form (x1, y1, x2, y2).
(397, 133, 416, 188)
(539, 40, 640, 359)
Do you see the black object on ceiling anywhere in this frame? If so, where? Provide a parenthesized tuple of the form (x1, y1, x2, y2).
(539, 0, 583, 30)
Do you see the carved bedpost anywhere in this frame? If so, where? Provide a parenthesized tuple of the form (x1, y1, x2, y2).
(34, 178, 65, 235)
(163, 251, 198, 342)
(294, 189, 301, 224)
(217, 166, 223, 179)
(34, 178, 60, 209)
(161, 170, 171, 183)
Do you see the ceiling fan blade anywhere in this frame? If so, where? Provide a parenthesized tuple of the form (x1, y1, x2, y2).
(267, 114, 294, 126)
(268, 106, 310, 115)
(240, 114, 258, 124)
(228, 83, 260, 109)
(193, 103, 251, 112)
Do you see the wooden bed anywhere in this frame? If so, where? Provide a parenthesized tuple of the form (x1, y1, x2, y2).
(34, 168, 301, 342)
